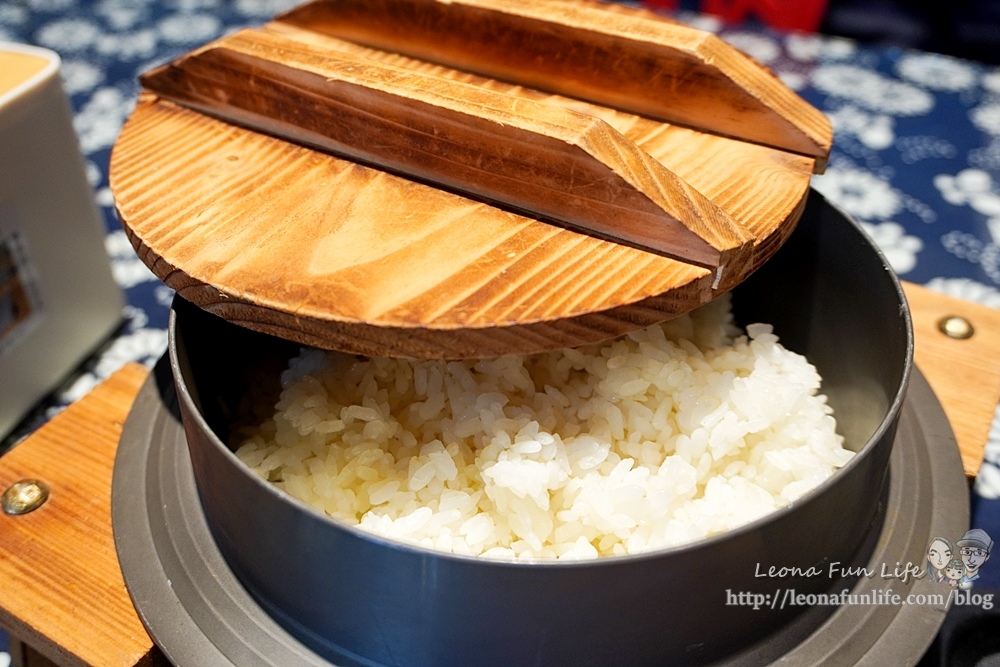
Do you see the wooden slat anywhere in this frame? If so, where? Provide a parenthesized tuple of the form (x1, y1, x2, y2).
(0, 363, 165, 667)
(277, 0, 832, 169)
(140, 28, 753, 272)
(903, 281, 1000, 476)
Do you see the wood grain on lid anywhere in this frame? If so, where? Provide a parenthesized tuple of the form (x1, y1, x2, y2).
(110, 0, 826, 358)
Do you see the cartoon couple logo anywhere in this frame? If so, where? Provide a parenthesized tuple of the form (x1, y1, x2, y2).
(926, 529, 993, 589)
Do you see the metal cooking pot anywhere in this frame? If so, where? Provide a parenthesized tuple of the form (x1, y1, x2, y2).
(167, 191, 913, 666)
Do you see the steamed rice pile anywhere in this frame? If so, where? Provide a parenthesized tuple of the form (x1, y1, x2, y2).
(234, 296, 851, 560)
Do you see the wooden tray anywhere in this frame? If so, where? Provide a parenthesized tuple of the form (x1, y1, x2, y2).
(109, 0, 830, 358)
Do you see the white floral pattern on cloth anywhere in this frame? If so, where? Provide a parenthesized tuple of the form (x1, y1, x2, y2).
(811, 64, 935, 116)
(858, 221, 924, 273)
(105, 229, 159, 289)
(934, 169, 1000, 282)
(812, 165, 905, 219)
(74, 86, 136, 153)
(926, 276, 1000, 307)
(826, 105, 895, 150)
(55, 307, 168, 406)
(895, 53, 979, 92)
(719, 30, 781, 64)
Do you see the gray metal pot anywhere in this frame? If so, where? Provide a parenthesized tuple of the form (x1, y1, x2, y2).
(167, 191, 913, 666)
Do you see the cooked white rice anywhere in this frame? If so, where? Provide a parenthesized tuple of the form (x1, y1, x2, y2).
(233, 296, 851, 560)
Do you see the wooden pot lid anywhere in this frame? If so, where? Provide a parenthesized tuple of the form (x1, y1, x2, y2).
(109, 0, 830, 359)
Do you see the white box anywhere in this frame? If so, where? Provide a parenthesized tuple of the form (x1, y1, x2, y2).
(0, 43, 123, 439)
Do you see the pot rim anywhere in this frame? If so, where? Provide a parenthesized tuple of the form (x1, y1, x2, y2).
(166, 193, 914, 569)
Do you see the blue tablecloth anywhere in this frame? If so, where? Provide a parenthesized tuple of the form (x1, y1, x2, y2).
(2, 1, 1000, 662)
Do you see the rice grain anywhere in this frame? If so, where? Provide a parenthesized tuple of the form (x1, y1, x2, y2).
(234, 295, 851, 560)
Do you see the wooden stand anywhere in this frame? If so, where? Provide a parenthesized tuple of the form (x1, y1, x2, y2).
(0, 363, 166, 667)
(0, 283, 998, 666)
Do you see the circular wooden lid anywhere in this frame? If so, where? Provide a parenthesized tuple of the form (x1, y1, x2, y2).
(109, 0, 828, 359)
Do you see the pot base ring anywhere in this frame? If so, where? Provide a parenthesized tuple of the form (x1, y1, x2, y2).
(111, 357, 969, 667)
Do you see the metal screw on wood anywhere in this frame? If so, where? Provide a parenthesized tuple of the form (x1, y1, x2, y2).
(937, 315, 974, 340)
(2, 479, 50, 515)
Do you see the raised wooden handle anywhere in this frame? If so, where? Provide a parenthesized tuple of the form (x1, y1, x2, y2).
(277, 0, 832, 170)
(141, 27, 753, 273)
